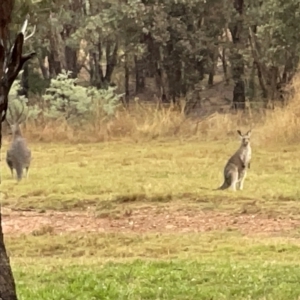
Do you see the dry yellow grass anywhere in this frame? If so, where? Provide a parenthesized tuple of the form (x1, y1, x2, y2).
(14, 73, 300, 145)
(17, 106, 256, 146)
(18, 101, 253, 143)
(261, 74, 300, 145)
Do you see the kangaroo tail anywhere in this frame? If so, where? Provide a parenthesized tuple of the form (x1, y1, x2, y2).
(15, 162, 23, 181)
(215, 173, 231, 191)
(215, 181, 229, 190)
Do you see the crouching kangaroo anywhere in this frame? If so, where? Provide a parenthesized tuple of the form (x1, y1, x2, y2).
(6, 105, 32, 182)
(217, 130, 252, 191)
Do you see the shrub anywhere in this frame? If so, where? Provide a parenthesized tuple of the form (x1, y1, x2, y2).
(43, 70, 124, 123)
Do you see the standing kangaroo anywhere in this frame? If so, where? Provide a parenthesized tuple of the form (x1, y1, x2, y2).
(217, 130, 252, 191)
(6, 104, 31, 182)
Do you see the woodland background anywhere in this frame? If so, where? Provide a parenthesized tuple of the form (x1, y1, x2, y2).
(6, 0, 300, 144)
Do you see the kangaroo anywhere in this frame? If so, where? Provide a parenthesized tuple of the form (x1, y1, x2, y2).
(6, 104, 31, 182)
(217, 130, 252, 191)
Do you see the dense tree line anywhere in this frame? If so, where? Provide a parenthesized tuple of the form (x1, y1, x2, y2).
(11, 0, 300, 109)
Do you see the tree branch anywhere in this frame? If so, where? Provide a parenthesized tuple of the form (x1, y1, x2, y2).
(0, 9, 36, 299)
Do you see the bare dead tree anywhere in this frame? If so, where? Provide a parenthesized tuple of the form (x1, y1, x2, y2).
(0, 4, 36, 299)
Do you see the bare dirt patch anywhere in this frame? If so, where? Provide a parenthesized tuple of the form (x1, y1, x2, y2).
(2, 206, 300, 236)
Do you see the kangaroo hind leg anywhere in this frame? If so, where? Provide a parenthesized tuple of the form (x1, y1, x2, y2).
(238, 171, 247, 190)
(229, 171, 239, 191)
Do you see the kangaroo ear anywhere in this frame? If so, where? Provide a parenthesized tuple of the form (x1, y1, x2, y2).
(237, 130, 242, 137)
(246, 129, 252, 136)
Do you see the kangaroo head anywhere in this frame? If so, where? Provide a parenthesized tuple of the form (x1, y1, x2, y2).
(10, 123, 23, 138)
(237, 130, 251, 147)
(7, 102, 27, 138)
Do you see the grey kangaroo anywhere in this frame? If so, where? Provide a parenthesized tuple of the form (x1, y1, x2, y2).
(6, 104, 31, 182)
(217, 130, 252, 191)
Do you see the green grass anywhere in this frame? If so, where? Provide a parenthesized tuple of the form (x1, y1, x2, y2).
(3, 139, 300, 299)
(13, 259, 300, 300)
(2, 139, 300, 215)
(9, 232, 300, 299)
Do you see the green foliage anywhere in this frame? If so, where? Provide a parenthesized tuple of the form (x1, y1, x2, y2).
(43, 70, 123, 122)
(14, 258, 300, 299)
(249, 0, 300, 68)
(11, 0, 300, 103)
(28, 71, 50, 95)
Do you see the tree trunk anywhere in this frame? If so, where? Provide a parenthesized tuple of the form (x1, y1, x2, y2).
(219, 49, 229, 85)
(0, 5, 36, 299)
(230, 52, 245, 109)
(89, 40, 118, 89)
(48, 51, 62, 78)
(0, 211, 17, 300)
(134, 55, 145, 93)
(208, 49, 217, 86)
(19, 63, 29, 98)
(230, 0, 246, 110)
(62, 0, 83, 78)
(124, 52, 130, 106)
(65, 45, 79, 78)
(255, 61, 267, 99)
(0, 2, 18, 299)
(144, 34, 168, 101)
(48, 15, 67, 77)
(89, 43, 104, 88)
(104, 41, 118, 86)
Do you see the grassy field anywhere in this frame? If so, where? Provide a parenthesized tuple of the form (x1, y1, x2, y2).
(2, 136, 300, 299)
(12, 254, 300, 299)
(2, 138, 300, 213)
(7, 233, 300, 299)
